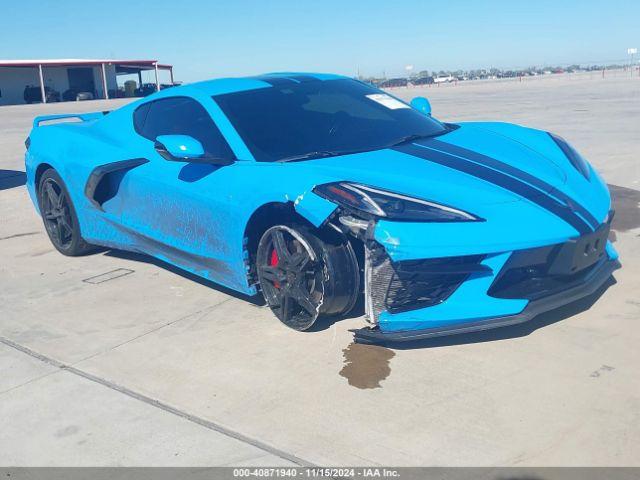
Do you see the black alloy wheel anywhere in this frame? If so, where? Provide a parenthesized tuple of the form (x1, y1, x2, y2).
(256, 224, 360, 331)
(38, 169, 94, 256)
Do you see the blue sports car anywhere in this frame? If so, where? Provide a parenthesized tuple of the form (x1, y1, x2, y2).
(25, 73, 620, 343)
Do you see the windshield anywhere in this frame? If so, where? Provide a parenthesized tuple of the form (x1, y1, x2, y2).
(213, 78, 447, 162)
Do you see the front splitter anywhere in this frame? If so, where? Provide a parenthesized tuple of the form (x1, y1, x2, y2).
(352, 258, 620, 344)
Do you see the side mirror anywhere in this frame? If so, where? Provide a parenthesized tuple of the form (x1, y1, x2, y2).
(410, 96, 431, 116)
(154, 134, 233, 165)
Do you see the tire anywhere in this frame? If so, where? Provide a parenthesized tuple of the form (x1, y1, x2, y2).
(256, 224, 359, 331)
(38, 168, 96, 256)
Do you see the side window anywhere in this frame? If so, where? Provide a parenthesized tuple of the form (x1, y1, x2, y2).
(134, 97, 234, 160)
(133, 102, 151, 135)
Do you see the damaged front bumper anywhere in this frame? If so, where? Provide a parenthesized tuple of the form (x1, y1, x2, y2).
(347, 214, 620, 344)
(354, 254, 619, 343)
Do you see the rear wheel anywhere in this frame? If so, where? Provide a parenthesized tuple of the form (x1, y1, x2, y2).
(256, 224, 359, 331)
(38, 169, 95, 256)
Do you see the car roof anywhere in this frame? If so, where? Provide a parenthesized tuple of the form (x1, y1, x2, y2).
(163, 72, 349, 98)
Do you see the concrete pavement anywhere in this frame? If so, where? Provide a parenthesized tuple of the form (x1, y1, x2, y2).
(1, 72, 639, 466)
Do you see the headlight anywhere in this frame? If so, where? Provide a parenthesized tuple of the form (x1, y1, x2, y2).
(549, 133, 591, 180)
(313, 182, 481, 222)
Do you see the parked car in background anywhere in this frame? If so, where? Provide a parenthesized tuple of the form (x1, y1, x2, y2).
(23, 85, 60, 104)
(134, 83, 179, 97)
(377, 78, 408, 88)
(433, 75, 454, 84)
(135, 83, 158, 97)
(75, 92, 94, 101)
(62, 88, 95, 102)
(412, 76, 434, 85)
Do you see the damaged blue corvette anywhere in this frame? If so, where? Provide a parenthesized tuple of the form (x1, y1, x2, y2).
(25, 73, 620, 343)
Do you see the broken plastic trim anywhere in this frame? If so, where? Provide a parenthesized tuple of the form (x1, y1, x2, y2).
(363, 240, 490, 322)
(334, 208, 487, 325)
(338, 215, 369, 233)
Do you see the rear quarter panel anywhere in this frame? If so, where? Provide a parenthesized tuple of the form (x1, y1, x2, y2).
(25, 117, 136, 238)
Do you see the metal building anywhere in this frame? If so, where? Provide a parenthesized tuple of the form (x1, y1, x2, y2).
(0, 59, 174, 106)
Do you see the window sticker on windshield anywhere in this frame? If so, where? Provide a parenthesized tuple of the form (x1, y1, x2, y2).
(366, 94, 410, 110)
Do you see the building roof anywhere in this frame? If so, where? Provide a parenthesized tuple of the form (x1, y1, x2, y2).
(0, 59, 172, 69)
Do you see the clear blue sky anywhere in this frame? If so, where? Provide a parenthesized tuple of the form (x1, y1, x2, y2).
(2, 0, 638, 81)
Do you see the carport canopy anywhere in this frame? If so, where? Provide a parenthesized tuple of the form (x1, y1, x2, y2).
(0, 59, 174, 103)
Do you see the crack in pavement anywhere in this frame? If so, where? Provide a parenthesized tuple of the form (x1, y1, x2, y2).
(0, 368, 62, 397)
(0, 335, 313, 467)
(69, 300, 235, 367)
(0, 231, 40, 241)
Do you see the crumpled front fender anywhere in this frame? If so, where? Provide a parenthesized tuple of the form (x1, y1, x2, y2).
(289, 190, 337, 227)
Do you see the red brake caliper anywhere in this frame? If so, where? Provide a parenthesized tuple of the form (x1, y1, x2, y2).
(270, 248, 280, 289)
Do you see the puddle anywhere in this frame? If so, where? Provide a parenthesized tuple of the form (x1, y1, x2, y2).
(609, 184, 640, 233)
(339, 342, 395, 389)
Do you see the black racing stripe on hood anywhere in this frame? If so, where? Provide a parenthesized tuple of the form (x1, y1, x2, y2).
(393, 143, 593, 236)
(424, 138, 600, 229)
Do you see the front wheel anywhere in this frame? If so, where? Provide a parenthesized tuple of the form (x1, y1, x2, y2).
(38, 169, 96, 256)
(256, 224, 359, 331)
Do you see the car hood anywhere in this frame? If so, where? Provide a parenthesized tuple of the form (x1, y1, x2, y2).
(288, 121, 572, 208)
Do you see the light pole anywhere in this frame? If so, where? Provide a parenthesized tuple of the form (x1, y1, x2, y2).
(628, 48, 637, 77)
(405, 65, 414, 86)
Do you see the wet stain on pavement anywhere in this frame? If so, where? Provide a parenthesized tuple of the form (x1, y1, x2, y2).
(609, 184, 640, 233)
(590, 364, 615, 378)
(339, 342, 395, 389)
(54, 425, 79, 438)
